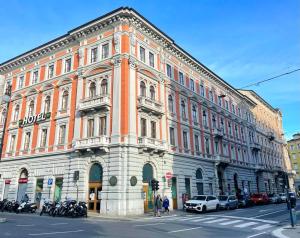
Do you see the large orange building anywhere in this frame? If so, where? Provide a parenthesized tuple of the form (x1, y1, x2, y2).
(0, 7, 292, 215)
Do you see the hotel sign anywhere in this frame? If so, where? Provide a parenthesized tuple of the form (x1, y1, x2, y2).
(18, 112, 51, 128)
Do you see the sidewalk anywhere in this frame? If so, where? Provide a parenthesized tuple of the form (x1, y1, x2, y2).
(272, 225, 300, 238)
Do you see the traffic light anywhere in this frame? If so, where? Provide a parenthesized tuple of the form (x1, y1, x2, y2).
(155, 180, 159, 191)
(151, 179, 156, 191)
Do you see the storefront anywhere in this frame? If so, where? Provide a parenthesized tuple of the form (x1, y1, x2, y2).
(16, 169, 28, 202)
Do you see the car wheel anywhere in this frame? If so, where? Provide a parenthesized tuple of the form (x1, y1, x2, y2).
(226, 205, 230, 210)
(202, 206, 207, 213)
(216, 204, 220, 211)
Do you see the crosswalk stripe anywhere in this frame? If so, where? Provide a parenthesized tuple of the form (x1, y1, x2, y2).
(252, 224, 273, 230)
(219, 220, 242, 225)
(234, 222, 257, 228)
(179, 217, 202, 221)
(203, 218, 229, 224)
(191, 217, 216, 222)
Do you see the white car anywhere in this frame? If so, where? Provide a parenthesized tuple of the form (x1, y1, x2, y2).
(184, 195, 220, 213)
(279, 193, 287, 202)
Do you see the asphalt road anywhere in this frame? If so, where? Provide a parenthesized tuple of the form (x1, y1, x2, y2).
(0, 202, 299, 238)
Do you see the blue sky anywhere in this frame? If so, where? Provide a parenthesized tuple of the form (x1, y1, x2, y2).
(0, 0, 299, 139)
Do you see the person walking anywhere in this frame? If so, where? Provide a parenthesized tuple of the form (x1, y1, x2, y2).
(155, 194, 162, 217)
(163, 196, 170, 215)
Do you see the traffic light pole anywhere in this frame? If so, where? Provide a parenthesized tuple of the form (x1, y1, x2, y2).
(285, 172, 296, 227)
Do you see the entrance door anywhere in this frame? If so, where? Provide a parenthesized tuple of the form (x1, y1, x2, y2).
(88, 182, 102, 212)
(54, 178, 63, 202)
(143, 184, 154, 212)
(35, 179, 43, 208)
(17, 183, 27, 202)
(171, 177, 178, 209)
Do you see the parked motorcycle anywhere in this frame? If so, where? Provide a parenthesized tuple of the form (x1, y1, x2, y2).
(40, 200, 56, 216)
(16, 200, 37, 213)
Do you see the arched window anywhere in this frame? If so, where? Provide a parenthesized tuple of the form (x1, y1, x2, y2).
(196, 168, 204, 195)
(150, 86, 155, 100)
(140, 81, 146, 97)
(192, 105, 197, 122)
(89, 163, 103, 182)
(168, 95, 173, 112)
(196, 168, 203, 180)
(89, 82, 96, 98)
(101, 79, 108, 95)
(19, 168, 28, 179)
(143, 163, 153, 183)
(212, 115, 216, 128)
(28, 100, 35, 116)
(61, 91, 69, 111)
(181, 100, 186, 119)
(44, 96, 51, 113)
(14, 105, 20, 121)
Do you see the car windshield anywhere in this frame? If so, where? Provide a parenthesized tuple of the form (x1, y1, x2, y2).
(192, 196, 206, 201)
(218, 196, 228, 201)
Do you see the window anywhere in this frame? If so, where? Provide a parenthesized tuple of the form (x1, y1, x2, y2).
(228, 122, 232, 135)
(89, 82, 96, 98)
(102, 43, 109, 59)
(183, 131, 188, 150)
(166, 64, 172, 78)
(209, 90, 214, 102)
(150, 121, 156, 139)
(218, 96, 222, 107)
(99, 116, 107, 135)
(101, 79, 108, 95)
(48, 64, 54, 79)
(196, 168, 204, 195)
(181, 100, 186, 119)
(232, 104, 235, 114)
(235, 125, 239, 138)
(58, 125, 66, 144)
(44, 96, 51, 113)
(32, 70, 39, 84)
(140, 81, 146, 97)
(13, 105, 20, 122)
(168, 95, 174, 113)
(64, 58, 71, 73)
(40, 129, 48, 147)
(238, 108, 241, 117)
(205, 137, 210, 154)
(169, 127, 175, 146)
(9, 135, 16, 152)
(225, 100, 229, 110)
(91, 47, 98, 63)
(140, 46, 145, 62)
(203, 110, 207, 127)
(24, 131, 31, 151)
(87, 118, 94, 137)
(200, 84, 204, 96)
(150, 86, 155, 100)
(192, 105, 197, 122)
(28, 100, 35, 116)
(215, 141, 219, 154)
(195, 135, 200, 153)
(220, 118, 224, 132)
(18, 76, 24, 89)
(223, 143, 228, 155)
(141, 118, 147, 137)
(179, 72, 184, 85)
(241, 127, 244, 141)
(61, 91, 69, 111)
(212, 115, 216, 128)
(149, 52, 154, 67)
(190, 79, 195, 91)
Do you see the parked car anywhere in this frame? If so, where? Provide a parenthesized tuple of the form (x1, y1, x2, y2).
(218, 195, 238, 210)
(279, 193, 287, 203)
(237, 194, 253, 208)
(268, 194, 281, 204)
(184, 195, 220, 213)
(250, 193, 269, 205)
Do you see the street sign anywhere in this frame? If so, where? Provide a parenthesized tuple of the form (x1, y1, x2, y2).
(47, 178, 53, 186)
(165, 172, 173, 179)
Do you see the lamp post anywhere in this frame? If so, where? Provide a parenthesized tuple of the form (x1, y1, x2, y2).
(0, 84, 12, 161)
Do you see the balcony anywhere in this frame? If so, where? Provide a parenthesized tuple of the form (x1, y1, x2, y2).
(137, 96, 163, 116)
(215, 155, 230, 166)
(212, 128, 224, 139)
(267, 132, 275, 141)
(78, 94, 110, 112)
(249, 141, 262, 151)
(138, 137, 166, 155)
(74, 136, 110, 152)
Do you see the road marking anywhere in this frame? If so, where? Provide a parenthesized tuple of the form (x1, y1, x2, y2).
(253, 224, 273, 230)
(272, 226, 290, 238)
(167, 226, 202, 233)
(247, 232, 267, 238)
(203, 218, 229, 223)
(219, 220, 242, 225)
(28, 230, 84, 236)
(50, 222, 68, 226)
(135, 223, 165, 227)
(141, 215, 177, 220)
(251, 209, 285, 218)
(191, 217, 216, 222)
(205, 214, 278, 224)
(16, 224, 35, 227)
(259, 209, 271, 212)
(179, 217, 204, 221)
(234, 222, 257, 228)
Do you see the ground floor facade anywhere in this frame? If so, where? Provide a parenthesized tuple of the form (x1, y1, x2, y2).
(0, 146, 287, 216)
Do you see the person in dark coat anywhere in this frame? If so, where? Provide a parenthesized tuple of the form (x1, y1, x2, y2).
(163, 196, 170, 214)
(155, 194, 162, 217)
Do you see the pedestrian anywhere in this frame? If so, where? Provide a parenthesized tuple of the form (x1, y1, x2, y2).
(155, 194, 162, 217)
(163, 196, 170, 215)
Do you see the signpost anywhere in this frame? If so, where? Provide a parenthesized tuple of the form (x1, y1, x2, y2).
(48, 178, 53, 199)
(165, 172, 173, 179)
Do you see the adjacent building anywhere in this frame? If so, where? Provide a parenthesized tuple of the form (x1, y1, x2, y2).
(288, 133, 300, 192)
(0, 7, 292, 216)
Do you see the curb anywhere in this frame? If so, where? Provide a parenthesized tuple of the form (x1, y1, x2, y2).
(272, 225, 296, 238)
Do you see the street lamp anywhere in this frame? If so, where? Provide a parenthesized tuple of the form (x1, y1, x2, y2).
(0, 84, 12, 161)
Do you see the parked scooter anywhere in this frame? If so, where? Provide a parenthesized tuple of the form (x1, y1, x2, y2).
(16, 200, 37, 213)
(40, 200, 56, 216)
(73, 201, 88, 217)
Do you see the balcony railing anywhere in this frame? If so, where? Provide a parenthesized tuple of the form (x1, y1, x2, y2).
(212, 128, 223, 139)
(137, 96, 163, 116)
(78, 94, 110, 112)
(74, 135, 110, 151)
(138, 137, 166, 153)
(215, 155, 230, 164)
(249, 141, 262, 151)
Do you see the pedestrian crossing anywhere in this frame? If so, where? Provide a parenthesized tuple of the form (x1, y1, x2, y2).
(136, 214, 278, 232)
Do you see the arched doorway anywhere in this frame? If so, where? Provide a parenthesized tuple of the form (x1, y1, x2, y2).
(256, 175, 260, 193)
(17, 169, 28, 202)
(142, 163, 154, 212)
(88, 163, 103, 213)
(233, 173, 240, 194)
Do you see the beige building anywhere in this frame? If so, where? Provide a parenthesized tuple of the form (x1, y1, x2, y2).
(288, 133, 300, 192)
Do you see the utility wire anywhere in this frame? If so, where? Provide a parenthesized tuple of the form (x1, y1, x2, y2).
(239, 68, 300, 89)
